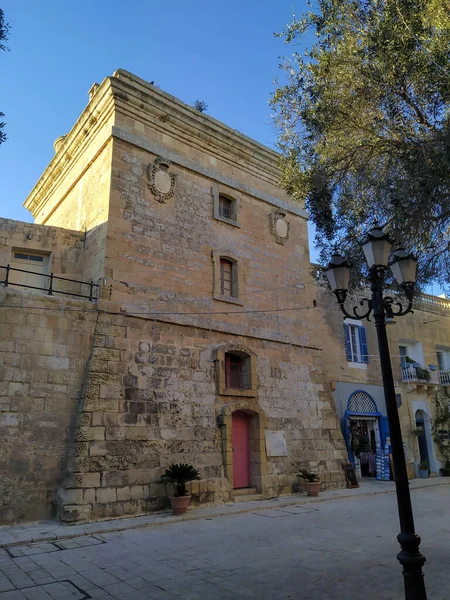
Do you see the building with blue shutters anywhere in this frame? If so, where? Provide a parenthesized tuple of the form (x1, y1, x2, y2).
(317, 286, 450, 480)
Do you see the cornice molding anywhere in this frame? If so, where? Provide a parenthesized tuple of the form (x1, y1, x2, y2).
(23, 79, 115, 219)
(23, 69, 308, 222)
(112, 126, 308, 219)
(111, 69, 283, 186)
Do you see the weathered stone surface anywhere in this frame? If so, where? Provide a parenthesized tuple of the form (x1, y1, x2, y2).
(1, 70, 352, 525)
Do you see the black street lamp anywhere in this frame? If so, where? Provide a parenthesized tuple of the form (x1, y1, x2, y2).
(324, 226, 426, 600)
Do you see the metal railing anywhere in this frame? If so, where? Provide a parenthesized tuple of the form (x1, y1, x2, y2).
(439, 370, 450, 386)
(0, 264, 99, 301)
(401, 365, 439, 385)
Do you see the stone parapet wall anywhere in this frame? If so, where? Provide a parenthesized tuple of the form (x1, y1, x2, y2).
(0, 290, 97, 523)
(0, 218, 85, 282)
(0, 289, 346, 524)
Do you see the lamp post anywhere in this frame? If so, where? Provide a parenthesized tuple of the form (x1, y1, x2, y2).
(324, 226, 426, 600)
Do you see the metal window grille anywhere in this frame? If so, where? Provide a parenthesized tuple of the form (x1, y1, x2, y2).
(347, 391, 377, 413)
(225, 353, 243, 389)
(219, 195, 233, 220)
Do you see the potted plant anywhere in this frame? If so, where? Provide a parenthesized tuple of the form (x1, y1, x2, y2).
(162, 463, 200, 515)
(405, 356, 420, 368)
(418, 460, 429, 478)
(440, 460, 450, 477)
(415, 367, 431, 382)
(297, 469, 321, 496)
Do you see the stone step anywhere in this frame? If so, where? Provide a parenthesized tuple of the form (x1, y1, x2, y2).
(231, 487, 257, 497)
(232, 490, 264, 503)
(233, 494, 264, 502)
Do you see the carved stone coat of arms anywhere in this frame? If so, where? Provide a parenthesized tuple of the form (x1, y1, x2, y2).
(148, 157, 176, 203)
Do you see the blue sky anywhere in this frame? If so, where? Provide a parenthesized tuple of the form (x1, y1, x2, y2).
(0, 1, 310, 223)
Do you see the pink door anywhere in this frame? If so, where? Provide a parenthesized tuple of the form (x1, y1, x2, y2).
(232, 411, 250, 488)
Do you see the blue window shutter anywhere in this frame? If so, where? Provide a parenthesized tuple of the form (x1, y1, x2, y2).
(380, 416, 390, 448)
(358, 326, 369, 363)
(344, 324, 352, 361)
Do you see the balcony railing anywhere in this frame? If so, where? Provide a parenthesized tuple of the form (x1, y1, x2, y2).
(439, 370, 450, 386)
(0, 264, 99, 301)
(401, 365, 439, 385)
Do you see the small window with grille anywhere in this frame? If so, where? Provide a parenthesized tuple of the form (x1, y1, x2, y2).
(213, 186, 239, 226)
(219, 195, 233, 220)
(225, 352, 252, 390)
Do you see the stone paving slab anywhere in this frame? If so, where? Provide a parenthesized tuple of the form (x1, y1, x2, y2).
(0, 477, 448, 549)
(1, 485, 448, 599)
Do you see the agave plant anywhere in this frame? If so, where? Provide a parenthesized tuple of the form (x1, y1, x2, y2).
(297, 468, 319, 483)
(163, 463, 200, 497)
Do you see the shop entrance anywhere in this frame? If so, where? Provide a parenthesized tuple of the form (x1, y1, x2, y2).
(415, 410, 429, 465)
(343, 391, 389, 480)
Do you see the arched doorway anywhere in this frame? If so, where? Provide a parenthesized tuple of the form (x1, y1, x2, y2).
(415, 410, 429, 465)
(218, 402, 267, 497)
(411, 401, 440, 474)
(232, 411, 250, 488)
(343, 391, 387, 479)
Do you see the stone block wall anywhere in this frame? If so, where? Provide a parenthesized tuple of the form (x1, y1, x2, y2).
(57, 310, 347, 523)
(0, 290, 97, 523)
(0, 218, 85, 285)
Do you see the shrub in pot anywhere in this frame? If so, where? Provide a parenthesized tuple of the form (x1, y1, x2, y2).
(440, 460, 450, 477)
(162, 463, 200, 515)
(297, 469, 320, 497)
(418, 460, 429, 478)
(415, 367, 431, 382)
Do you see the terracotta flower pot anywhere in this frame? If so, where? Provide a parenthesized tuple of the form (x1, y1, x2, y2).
(305, 481, 320, 497)
(169, 494, 191, 515)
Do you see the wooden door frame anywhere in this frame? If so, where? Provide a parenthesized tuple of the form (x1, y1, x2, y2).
(232, 410, 250, 488)
(218, 401, 267, 496)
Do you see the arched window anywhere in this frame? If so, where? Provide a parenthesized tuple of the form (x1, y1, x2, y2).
(212, 185, 239, 226)
(213, 346, 256, 397)
(347, 391, 378, 414)
(225, 352, 251, 390)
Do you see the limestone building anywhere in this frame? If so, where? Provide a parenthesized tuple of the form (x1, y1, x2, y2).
(318, 286, 450, 480)
(0, 70, 347, 524)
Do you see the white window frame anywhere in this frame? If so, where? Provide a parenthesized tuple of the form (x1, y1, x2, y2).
(436, 347, 450, 372)
(344, 318, 367, 369)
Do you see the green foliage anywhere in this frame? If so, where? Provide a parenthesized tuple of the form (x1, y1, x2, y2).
(0, 9, 9, 146)
(297, 468, 320, 482)
(162, 463, 200, 497)
(271, 0, 450, 290)
(193, 100, 208, 113)
(415, 366, 431, 381)
(432, 388, 450, 464)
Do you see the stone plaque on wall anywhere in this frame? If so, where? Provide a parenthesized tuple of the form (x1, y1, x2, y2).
(265, 430, 288, 457)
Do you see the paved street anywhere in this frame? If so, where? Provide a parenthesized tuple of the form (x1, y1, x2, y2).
(0, 484, 449, 600)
